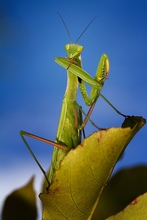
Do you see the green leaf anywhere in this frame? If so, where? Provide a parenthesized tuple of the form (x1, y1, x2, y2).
(92, 165, 147, 219)
(40, 116, 145, 220)
(107, 193, 147, 220)
(2, 177, 37, 220)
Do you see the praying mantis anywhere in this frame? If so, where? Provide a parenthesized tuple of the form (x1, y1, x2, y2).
(20, 16, 126, 189)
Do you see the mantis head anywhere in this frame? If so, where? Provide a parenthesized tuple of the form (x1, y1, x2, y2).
(65, 44, 83, 59)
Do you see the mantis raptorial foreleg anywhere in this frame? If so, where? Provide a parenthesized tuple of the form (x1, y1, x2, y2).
(55, 55, 128, 121)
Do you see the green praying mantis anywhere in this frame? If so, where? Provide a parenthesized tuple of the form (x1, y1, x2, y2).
(20, 16, 127, 189)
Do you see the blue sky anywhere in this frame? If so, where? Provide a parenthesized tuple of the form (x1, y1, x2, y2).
(1, 0, 147, 218)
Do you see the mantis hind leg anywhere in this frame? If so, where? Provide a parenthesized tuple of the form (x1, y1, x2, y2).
(20, 130, 68, 191)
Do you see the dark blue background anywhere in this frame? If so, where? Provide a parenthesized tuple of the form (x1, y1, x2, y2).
(1, 0, 147, 218)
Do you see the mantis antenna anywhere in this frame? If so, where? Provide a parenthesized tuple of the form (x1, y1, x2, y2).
(57, 12, 72, 43)
(57, 12, 97, 43)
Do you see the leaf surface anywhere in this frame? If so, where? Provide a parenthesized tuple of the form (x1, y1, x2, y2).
(107, 193, 147, 220)
(2, 177, 37, 220)
(40, 116, 146, 220)
(92, 166, 147, 219)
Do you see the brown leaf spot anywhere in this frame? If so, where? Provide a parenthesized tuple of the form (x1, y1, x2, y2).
(131, 198, 138, 205)
(97, 130, 103, 142)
